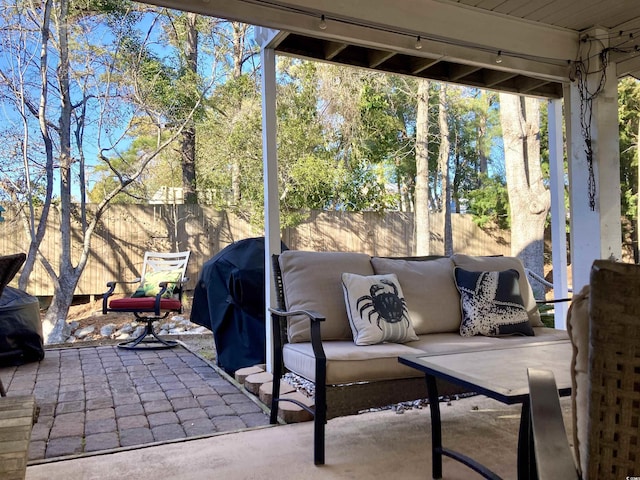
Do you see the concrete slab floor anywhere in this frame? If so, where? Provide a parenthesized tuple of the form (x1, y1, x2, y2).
(25, 394, 575, 480)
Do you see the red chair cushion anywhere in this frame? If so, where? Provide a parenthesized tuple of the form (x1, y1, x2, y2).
(108, 297, 181, 312)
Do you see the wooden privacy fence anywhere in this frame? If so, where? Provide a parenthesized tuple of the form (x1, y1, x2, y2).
(0, 205, 510, 297)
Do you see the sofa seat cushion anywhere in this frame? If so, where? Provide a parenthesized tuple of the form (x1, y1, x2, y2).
(404, 327, 569, 356)
(451, 254, 543, 327)
(279, 251, 374, 343)
(283, 327, 568, 386)
(371, 257, 461, 335)
(283, 341, 424, 385)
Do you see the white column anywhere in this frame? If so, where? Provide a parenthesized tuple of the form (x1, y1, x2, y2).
(261, 46, 280, 373)
(565, 28, 621, 292)
(548, 99, 569, 329)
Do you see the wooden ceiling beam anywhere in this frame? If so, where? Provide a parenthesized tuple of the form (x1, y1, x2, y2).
(448, 64, 482, 81)
(323, 41, 348, 60)
(368, 50, 396, 68)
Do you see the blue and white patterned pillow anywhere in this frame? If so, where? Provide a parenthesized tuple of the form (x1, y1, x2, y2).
(454, 267, 534, 337)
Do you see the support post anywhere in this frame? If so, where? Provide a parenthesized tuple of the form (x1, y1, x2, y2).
(565, 28, 621, 292)
(548, 99, 569, 328)
(260, 44, 280, 373)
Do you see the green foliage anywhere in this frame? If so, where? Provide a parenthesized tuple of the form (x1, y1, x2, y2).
(336, 160, 397, 211)
(70, 0, 133, 18)
(196, 59, 401, 230)
(618, 78, 640, 222)
(89, 129, 182, 204)
(466, 173, 510, 229)
(442, 88, 503, 216)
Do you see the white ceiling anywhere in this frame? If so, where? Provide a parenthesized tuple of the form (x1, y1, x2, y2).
(141, 0, 640, 97)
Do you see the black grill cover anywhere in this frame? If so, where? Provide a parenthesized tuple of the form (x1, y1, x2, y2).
(0, 286, 44, 366)
(191, 237, 286, 374)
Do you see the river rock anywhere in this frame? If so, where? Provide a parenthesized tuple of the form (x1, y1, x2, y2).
(100, 323, 117, 337)
(75, 325, 95, 339)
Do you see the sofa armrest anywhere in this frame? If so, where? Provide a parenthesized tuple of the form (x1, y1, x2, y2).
(268, 308, 325, 323)
(268, 307, 326, 365)
(527, 368, 578, 480)
(268, 307, 328, 464)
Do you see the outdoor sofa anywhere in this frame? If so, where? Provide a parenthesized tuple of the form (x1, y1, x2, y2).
(269, 250, 570, 465)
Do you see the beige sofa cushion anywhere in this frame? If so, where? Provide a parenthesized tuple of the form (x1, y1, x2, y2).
(371, 257, 461, 334)
(567, 285, 590, 478)
(279, 250, 374, 343)
(283, 327, 568, 385)
(451, 254, 543, 327)
(283, 341, 424, 384)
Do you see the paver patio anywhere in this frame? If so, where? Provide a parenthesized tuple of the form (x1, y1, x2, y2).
(0, 343, 270, 462)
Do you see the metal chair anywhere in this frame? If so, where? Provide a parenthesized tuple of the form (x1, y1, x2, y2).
(527, 260, 640, 480)
(102, 251, 190, 349)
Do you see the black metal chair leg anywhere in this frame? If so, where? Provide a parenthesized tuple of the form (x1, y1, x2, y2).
(118, 319, 177, 350)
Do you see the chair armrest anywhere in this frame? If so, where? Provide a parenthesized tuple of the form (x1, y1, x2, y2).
(527, 368, 578, 480)
(102, 279, 141, 313)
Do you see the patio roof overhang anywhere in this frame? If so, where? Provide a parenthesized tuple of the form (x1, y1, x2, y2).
(138, 0, 639, 366)
(142, 0, 640, 96)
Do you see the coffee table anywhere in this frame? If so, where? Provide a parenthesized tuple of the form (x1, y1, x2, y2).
(398, 341, 572, 480)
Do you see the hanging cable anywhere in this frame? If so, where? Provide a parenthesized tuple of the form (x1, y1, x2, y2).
(574, 36, 609, 211)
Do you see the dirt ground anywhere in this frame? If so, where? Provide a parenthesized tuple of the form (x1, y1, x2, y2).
(64, 293, 194, 329)
(48, 294, 217, 362)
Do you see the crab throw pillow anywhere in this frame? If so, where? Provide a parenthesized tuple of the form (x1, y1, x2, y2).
(454, 267, 534, 337)
(342, 272, 418, 346)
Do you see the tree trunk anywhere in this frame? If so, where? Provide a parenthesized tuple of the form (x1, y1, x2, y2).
(478, 94, 489, 175)
(230, 22, 249, 205)
(499, 93, 550, 299)
(18, 0, 54, 291)
(180, 12, 198, 205)
(415, 79, 430, 255)
(438, 85, 453, 255)
(42, 0, 75, 343)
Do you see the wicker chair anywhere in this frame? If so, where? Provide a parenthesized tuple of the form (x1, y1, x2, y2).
(528, 260, 640, 480)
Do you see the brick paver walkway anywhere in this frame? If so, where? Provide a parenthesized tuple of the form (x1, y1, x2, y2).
(0, 344, 270, 461)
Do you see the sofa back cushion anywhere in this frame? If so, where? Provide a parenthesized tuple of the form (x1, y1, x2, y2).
(279, 250, 374, 343)
(451, 254, 543, 327)
(371, 257, 461, 335)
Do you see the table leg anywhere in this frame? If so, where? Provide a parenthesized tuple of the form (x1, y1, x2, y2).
(425, 374, 442, 479)
(517, 398, 537, 480)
